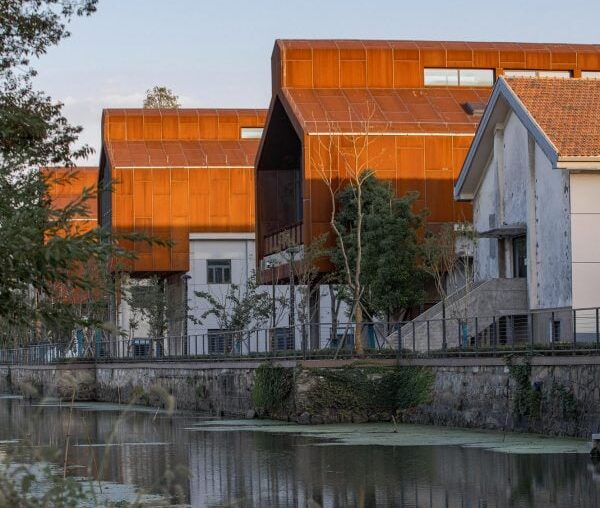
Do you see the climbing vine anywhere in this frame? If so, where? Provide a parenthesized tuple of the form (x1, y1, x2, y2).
(252, 363, 294, 414)
(507, 358, 541, 420)
(304, 366, 434, 416)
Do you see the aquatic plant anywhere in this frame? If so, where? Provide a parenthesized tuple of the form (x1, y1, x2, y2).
(251, 363, 294, 415)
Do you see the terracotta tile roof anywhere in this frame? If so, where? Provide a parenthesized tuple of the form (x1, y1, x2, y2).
(506, 77, 600, 157)
(105, 139, 260, 168)
(283, 87, 490, 134)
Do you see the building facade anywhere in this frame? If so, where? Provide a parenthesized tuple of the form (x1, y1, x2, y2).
(255, 39, 600, 291)
(455, 77, 600, 342)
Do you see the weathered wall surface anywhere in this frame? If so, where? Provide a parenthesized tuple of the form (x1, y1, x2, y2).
(0, 363, 96, 400)
(1, 357, 600, 437)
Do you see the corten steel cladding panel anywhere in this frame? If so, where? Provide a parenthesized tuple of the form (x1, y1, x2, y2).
(276, 40, 600, 89)
(46, 166, 99, 234)
(45, 166, 101, 304)
(102, 109, 264, 274)
(255, 39, 600, 273)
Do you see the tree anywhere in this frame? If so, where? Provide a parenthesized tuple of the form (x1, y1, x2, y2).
(332, 173, 425, 322)
(194, 272, 273, 332)
(193, 272, 277, 353)
(422, 222, 476, 320)
(125, 276, 169, 341)
(0, 1, 152, 349)
(143, 86, 180, 109)
(311, 106, 378, 355)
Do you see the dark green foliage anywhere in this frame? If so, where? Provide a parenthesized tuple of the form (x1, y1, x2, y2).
(551, 383, 578, 421)
(304, 366, 434, 415)
(508, 360, 542, 420)
(331, 173, 425, 319)
(252, 364, 294, 414)
(0, 1, 161, 346)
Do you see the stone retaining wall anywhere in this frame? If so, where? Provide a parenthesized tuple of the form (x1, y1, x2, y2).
(1, 356, 599, 437)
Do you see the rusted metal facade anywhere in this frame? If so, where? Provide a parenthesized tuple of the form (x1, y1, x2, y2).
(99, 109, 266, 274)
(255, 40, 600, 281)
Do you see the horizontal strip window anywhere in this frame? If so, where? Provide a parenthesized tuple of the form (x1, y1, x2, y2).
(424, 68, 494, 87)
(582, 71, 600, 79)
(240, 127, 264, 139)
(504, 69, 572, 78)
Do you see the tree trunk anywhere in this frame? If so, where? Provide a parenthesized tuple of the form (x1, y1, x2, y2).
(355, 302, 364, 356)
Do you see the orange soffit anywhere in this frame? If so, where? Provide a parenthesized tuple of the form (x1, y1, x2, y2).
(505, 77, 600, 157)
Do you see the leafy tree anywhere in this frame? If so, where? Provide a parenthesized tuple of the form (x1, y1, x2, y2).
(331, 173, 425, 322)
(0, 1, 150, 348)
(143, 86, 180, 108)
(193, 272, 273, 332)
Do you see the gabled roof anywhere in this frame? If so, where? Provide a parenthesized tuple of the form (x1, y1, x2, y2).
(455, 77, 600, 201)
(281, 87, 489, 135)
(102, 109, 266, 169)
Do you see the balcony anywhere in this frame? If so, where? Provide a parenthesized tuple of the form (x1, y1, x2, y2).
(263, 221, 303, 256)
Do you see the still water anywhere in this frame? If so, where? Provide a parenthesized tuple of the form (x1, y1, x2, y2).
(0, 396, 598, 507)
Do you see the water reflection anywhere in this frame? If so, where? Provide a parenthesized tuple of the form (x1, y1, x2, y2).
(0, 398, 598, 507)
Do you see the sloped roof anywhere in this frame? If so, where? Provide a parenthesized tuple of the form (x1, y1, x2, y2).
(282, 87, 490, 134)
(104, 140, 260, 168)
(102, 109, 266, 168)
(506, 77, 600, 157)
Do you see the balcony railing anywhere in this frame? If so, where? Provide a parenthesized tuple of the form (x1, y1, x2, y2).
(263, 221, 303, 256)
(4, 307, 600, 365)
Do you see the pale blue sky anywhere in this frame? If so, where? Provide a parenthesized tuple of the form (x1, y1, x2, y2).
(33, 0, 600, 159)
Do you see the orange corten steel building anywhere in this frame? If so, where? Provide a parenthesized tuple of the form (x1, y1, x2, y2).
(255, 39, 600, 282)
(45, 166, 100, 304)
(46, 166, 99, 234)
(99, 109, 266, 275)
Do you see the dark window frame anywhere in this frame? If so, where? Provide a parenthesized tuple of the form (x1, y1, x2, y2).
(207, 259, 231, 284)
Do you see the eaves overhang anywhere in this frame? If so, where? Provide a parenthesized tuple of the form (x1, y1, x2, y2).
(454, 78, 560, 201)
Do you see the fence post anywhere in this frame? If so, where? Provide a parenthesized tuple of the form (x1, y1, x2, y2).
(573, 309, 577, 352)
(529, 312, 534, 352)
(474, 317, 479, 351)
(426, 320, 430, 355)
(396, 324, 402, 363)
(412, 321, 416, 353)
(596, 308, 599, 347)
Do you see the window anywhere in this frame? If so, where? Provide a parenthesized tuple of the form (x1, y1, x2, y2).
(424, 68, 458, 86)
(551, 320, 561, 342)
(582, 71, 600, 79)
(208, 330, 233, 354)
(458, 69, 495, 87)
(512, 236, 527, 279)
(504, 70, 572, 78)
(240, 127, 264, 139)
(271, 327, 294, 351)
(207, 260, 231, 284)
(424, 68, 494, 87)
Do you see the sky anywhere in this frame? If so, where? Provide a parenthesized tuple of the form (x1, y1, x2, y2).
(32, 0, 600, 162)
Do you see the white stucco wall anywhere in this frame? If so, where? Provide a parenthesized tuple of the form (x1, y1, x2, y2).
(532, 144, 571, 309)
(570, 173, 600, 309)
(471, 110, 572, 311)
(473, 152, 499, 282)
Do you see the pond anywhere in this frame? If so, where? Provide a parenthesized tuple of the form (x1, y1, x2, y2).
(0, 395, 598, 507)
